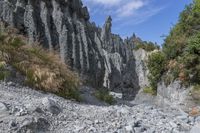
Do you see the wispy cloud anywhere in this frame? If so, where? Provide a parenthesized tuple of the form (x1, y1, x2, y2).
(82, 0, 165, 29)
(116, 1, 146, 18)
(84, 0, 122, 6)
(113, 6, 164, 30)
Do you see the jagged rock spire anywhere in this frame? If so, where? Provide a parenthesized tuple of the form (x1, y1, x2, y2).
(101, 16, 112, 42)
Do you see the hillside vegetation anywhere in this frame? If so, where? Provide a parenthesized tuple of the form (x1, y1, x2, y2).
(147, 0, 200, 97)
(134, 40, 160, 52)
(0, 23, 80, 101)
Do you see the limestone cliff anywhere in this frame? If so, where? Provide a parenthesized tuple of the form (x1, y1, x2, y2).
(0, 0, 141, 99)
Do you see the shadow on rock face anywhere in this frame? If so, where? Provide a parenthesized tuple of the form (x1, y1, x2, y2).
(121, 58, 140, 101)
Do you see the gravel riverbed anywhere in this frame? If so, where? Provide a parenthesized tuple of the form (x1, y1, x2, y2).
(0, 82, 199, 133)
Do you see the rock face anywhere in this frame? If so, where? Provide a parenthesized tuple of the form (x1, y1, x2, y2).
(133, 49, 149, 89)
(0, 82, 199, 133)
(156, 80, 196, 111)
(0, 0, 140, 98)
(131, 49, 198, 108)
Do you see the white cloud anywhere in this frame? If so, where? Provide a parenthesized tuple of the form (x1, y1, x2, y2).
(113, 6, 164, 30)
(83, 0, 148, 18)
(84, 0, 122, 6)
(82, 0, 164, 26)
(116, 1, 145, 17)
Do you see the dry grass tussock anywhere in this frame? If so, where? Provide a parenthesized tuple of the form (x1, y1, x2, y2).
(0, 23, 80, 101)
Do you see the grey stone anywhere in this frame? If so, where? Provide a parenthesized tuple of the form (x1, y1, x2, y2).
(0, 102, 7, 112)
(134, 120, 142, 128)
(0, 102, 9, 118)
(190, 123, 200, 133)
(125, 125, 134, 132)
(42, 97, 61, 115)
(109, 91, 123, 99)
(17, 117, 50, 133)
(9, 120, 17, 129)
(195, 116, 200, 122)
(177, 115, 188, 121)
(156, 80, 195, 110)
(15, 107, 28, 116)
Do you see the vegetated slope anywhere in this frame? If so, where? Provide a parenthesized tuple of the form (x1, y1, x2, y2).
(147, 0, 200, 100)
(0, 23, 80, 100)
(133, 36, 159, 52)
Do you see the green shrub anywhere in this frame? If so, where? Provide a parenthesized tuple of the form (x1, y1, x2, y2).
(175, 32, 200, 84)
(186, 32, 200, 55)
(147, 51, 166, 92)
(0, 71, 10, 80)
(143, 86, 156, 95)
(191, 84, 200, 102)
(0, 61, 10, 80)
(94, 90, 115, 105)
(162, 0, 200, 88)
(134, 42, 159, 52)
(10, 37, 25, 48)
(163, 74, 174, 86)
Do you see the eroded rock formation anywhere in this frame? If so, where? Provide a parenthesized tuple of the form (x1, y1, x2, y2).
(0, 0, 140, 99)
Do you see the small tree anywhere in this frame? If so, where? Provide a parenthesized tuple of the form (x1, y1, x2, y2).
(186, 32, 200, 55)
(147, 51, 166, 92)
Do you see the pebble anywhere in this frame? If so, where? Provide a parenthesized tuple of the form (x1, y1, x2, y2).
(0, 102, 7, 112)
(125, 125, 133, 132)
(42, 97, 61, 115)
(0, 102, 9, 118)
(190, 123, 200, 133)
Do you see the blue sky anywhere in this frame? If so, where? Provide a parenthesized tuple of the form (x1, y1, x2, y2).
(82, 0, 193, 45)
